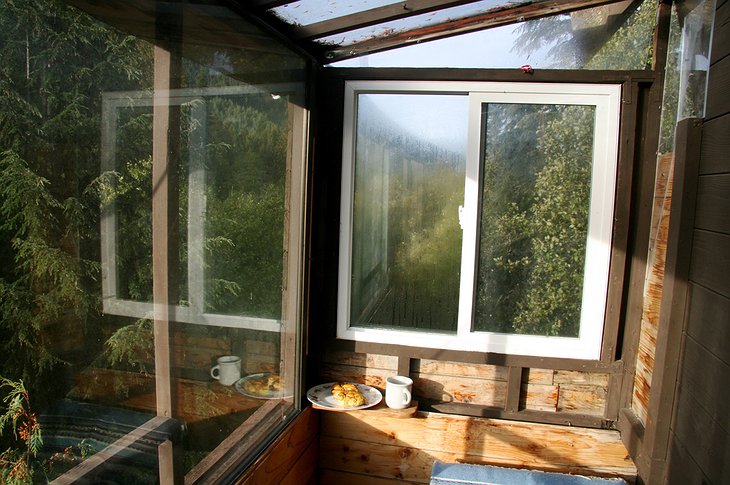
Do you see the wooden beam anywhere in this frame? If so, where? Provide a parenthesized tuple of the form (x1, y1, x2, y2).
(294, 0, 487, 40)
(319, 0, 626, 63)
(152, 42, 180, 421)
(504, 366, 524, 414)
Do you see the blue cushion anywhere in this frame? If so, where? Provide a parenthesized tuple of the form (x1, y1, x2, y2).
(430, 461, 630, 485)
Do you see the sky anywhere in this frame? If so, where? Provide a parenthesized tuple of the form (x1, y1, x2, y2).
(330, 23, 553, 69)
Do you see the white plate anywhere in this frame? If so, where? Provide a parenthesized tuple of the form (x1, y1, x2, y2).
(306, 382, 382, 410)
(235, 373, 290, 400)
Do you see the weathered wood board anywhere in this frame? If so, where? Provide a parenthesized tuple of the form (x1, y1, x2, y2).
(318, 410, 636, 483)
(321, 351, 610, 416)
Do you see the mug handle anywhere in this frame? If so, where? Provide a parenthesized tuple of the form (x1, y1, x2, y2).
(403, 387, 411, 405)
(211, 365, 220, 380)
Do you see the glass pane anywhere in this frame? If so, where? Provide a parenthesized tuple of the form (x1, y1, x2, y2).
(350, 94, 467, 332)
(330, 0, 657, 70)
(273, 0, 402, 26)
(0, 1, 306, 482)
(474, 103, 596, 337)
(203, 92, 288, 319)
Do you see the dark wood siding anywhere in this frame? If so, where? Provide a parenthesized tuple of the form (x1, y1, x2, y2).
(665, 1, 730, 481)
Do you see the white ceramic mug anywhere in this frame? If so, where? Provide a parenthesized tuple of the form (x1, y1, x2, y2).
(385, 375, 413, 409)
(210, 355, 241, 386)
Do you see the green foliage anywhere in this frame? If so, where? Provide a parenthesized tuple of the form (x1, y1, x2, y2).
(0, 377, 42, 485)
(103, 319, 154, 374)
(513, 107, 594, 336)
(205, 183, 285, 317)
(512, 0, 657, 69)
(0, 151, 94, 383)
(389, 166, 464, 328)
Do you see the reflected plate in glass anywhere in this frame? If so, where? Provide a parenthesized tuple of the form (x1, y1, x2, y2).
(306, 382, 382, 410)
(235, 372, 290, 399)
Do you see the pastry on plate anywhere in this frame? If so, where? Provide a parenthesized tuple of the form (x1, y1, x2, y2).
(331, 382, 366, 407)
(244, 374, 282, 396)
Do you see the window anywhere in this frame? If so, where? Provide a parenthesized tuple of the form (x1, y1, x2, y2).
(0, 1, 308, 482)
(101, 85, 303, 333)
(338, 81, 621, 360)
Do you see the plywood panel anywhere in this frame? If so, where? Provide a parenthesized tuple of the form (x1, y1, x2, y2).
(320, 363, 392, 389)
(689, 230, 730, 298)
(699, 115, 730, 175)
(522, 368, 555, 385)
(412, 360, 507, 380)
(553, 371, 609, 387)
(631, 150, 674, 426)
(413, 374, 507, 407)
(694, 174, 730, 234)
(556, 385, 606, 416)
(319, 411, 636, 480)
(323, 350, 399, 370)
(521, 383, 558, 412)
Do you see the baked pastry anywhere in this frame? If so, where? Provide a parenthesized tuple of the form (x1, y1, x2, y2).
(244, 374, 282, 396)
(331, 382, 366, 407)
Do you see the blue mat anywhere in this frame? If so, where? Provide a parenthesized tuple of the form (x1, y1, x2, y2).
(430, 461, 630, 485)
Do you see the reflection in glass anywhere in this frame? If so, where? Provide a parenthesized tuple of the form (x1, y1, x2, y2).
(474, 103, 596, 337)
(0, 1, 306, 481)
(350, 94, 467, 332)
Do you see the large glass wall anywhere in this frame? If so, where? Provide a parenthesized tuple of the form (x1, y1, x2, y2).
(0, 1, 308, 482)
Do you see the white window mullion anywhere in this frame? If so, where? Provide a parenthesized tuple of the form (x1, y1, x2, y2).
(456, 92, 485, 340)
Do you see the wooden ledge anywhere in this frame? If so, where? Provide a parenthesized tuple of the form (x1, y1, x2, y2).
(312, 400, 418, 418)
(319, 409, 637, 483)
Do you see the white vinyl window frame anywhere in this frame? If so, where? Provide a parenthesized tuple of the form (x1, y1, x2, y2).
(101, 84, 305, 333)
(337, 80, 621, 360)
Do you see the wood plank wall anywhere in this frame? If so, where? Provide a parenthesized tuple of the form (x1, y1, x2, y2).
(317, 408, 636, 484)
(320, 350, 611, 418)
(664, 1, 730, 482)
(235, 406, 319, 484)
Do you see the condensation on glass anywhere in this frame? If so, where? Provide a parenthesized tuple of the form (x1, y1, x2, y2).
(349, 93, 467, 332)
(0, 1, 307, 482)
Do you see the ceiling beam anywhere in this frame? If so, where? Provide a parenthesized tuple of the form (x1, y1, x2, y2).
(246, 0, 297, 10)
(294, 0, 487, 40)
(319, 0, 624, 63)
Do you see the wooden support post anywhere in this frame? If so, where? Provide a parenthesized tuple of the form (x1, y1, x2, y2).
(152, 42, 181, 420)
(153, 3, 183, 481)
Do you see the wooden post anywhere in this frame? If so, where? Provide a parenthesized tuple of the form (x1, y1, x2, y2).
(280, 98, 309, 402)
(153, 4, 183, 480)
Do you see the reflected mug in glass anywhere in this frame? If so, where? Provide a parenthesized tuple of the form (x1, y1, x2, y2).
(211, 355, 241, 386)
(385, 375, 413, 409)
